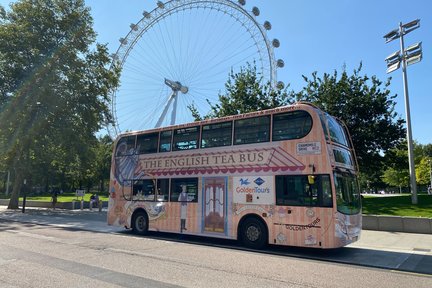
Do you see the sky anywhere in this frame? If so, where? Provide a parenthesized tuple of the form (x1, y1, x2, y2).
(1, 0, 431, 144)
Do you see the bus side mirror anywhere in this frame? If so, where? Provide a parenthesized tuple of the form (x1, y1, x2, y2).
(308, 175, 315, 185)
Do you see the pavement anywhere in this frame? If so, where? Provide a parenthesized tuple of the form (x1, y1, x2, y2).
(1, 205, 432, 276)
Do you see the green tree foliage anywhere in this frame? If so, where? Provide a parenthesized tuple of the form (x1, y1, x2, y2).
(381, 142, 410, 192)
(189, 63, 290, 120)
(416, 157, 431, 186)
(91, 135, 113, 193)
(382, 141, 432, 190)
(293, 64, 406, 180)
(0, 0, 120, 208)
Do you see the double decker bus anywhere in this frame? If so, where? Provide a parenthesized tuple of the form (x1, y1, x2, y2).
(107, 102, 361, 249)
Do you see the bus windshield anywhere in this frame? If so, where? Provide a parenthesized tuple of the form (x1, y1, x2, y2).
(334, 172, 361, 215)
(320, 113, 349, 147)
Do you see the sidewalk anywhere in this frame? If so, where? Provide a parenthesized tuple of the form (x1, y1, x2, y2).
(0, 205, 121, 233)
(1, 205, 432, 275)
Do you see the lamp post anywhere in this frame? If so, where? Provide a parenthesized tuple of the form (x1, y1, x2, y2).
(428, 159, 432, 195)
(384, 19, 422, 205)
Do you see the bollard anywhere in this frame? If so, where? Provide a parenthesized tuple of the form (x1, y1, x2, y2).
(80, 200, 84, 210)
(72, 200, 76, 210)
(98, 200, 102, 212)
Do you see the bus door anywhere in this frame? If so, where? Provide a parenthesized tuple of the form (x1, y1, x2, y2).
(203, 177, 227, 234)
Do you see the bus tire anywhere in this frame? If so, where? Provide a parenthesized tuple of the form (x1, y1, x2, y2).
(132, 210, 148, 235)
(240, 217, 268, 249)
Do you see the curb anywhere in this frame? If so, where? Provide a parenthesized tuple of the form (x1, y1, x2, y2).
(0, 199, 108, 210)
(362, 215, 432, 234)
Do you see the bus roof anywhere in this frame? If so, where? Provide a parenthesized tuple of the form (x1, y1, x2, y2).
(116, 102, 322, 139)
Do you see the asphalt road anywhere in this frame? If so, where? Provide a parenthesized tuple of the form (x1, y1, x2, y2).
(0, 207, 432, 287)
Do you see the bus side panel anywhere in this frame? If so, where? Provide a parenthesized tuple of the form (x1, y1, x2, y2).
(267, 207, 337, 248)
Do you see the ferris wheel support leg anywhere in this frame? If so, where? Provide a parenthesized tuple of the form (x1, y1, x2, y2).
(155, 91, 176, 128)
(170, 91, 179, 126)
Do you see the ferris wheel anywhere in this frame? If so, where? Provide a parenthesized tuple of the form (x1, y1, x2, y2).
(108, 0, 284, 138)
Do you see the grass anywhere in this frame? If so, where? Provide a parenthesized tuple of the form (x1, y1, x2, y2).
(19, 192, 109, 203)
(362, 194, 432, 218)
(3, 191, 432, 218)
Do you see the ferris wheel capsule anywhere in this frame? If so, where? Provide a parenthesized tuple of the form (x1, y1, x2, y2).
(264, 21, 272, 30)
(252, 7, 260, 16)
(157, 1, 165, 9)
(277, 59, 285, 68)
(277, 81, 285, 90)
(130, 24, 138, 31)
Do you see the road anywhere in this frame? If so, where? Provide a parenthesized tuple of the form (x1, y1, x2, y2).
(1, 217, 431, 288)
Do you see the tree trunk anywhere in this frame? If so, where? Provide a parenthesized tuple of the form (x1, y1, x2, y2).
(7, 171, 23, 209)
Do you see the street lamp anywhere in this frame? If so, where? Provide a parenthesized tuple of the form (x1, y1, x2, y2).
(384, 19, 423, 205)
(428, 159, 432, 195)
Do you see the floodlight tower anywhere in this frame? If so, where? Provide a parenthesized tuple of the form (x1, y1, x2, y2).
(384, 19, 423, 204)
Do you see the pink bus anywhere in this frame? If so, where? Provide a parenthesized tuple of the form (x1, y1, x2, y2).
(107, 103, 361, 249)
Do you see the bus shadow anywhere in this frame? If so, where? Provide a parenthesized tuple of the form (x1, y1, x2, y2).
(119, 230, 432, 276)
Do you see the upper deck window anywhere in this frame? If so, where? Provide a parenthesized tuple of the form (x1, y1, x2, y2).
(115, 135, 136, 156)
(201, 121, 232, 148)
(159, 130, 172, 152)
(136, 132, 158, 154)
(234, 115, 270, 145)
(272, 110, 312, 141)
(322, 114, 349, 146)
(173, 126, 199, 151)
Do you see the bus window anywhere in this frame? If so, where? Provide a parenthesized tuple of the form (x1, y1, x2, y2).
(272, 110, 312, 141)
(159, 130, 172, 152)
(173, 126, 199, 151)
(156, 179, 169, 201)
(334, 172, 361, 215)
(234, 115, 270, 145)
(333, 148, 353, 166)
(132, 179, 155, 201)
(115, 135, 136, 156)
(276, 175, 332, 207)
(170, 178, 198, 202)
(136, 132, 158, 154)
(201, 121, 232, 148)
(325, 115, 349, 146)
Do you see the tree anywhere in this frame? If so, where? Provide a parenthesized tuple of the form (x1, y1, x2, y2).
(382, 141, 432, 192)
(381, 142, 410, 192)
(293, 64, 406, 182)
(0, 0, 120, 209)
(91, 135, 113, 194)
(189, 63, 290, 120)
(416, 157, 431, 186)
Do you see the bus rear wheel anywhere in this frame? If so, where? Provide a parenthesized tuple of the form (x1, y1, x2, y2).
(132, 211, 148, 235)
(240, 217, 267, 249)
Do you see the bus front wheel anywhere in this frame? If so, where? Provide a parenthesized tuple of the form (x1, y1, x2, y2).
(132, 210, 148, 235)
(240, 217, 268, 249)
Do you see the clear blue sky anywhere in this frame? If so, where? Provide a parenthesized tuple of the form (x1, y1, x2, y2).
(1, 0, 431, 144)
